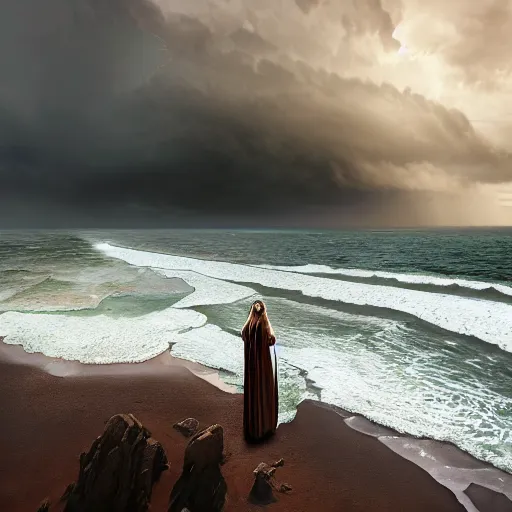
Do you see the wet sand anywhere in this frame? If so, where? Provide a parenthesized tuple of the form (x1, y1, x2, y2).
(0, 341, 506, 512)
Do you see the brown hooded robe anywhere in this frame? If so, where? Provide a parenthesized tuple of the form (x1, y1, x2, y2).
(241, 301, 278, 443)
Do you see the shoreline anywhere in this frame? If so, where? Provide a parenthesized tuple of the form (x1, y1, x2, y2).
(1, 341, 511, 511)
(0, 338, 237, 394)
(2, 238, 511, 482)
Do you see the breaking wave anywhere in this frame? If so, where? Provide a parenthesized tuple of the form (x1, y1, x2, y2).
(96, 243, 512, 352)
(1, 307, 206, 364)
(258, 264, 512, 300)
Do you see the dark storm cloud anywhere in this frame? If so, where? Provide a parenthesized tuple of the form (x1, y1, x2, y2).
(0, 0, 511, 227)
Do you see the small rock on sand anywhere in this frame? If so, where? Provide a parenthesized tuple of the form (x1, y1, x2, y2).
(36, 498, 51, 512)
(173, 417, 199, 437)
(249, 459, 290, 505)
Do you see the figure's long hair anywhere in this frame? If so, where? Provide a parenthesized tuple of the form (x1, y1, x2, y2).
(241, 300, 275, 342)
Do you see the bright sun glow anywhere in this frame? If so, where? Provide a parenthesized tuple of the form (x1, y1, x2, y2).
(392, 24, 410, 57)
(398, 45, 409, 56)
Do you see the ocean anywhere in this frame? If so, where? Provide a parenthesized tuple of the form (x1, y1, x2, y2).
(1, 229, 511, 473)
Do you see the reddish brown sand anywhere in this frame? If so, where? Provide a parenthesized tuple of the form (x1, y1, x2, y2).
(0, 347, 466, 512)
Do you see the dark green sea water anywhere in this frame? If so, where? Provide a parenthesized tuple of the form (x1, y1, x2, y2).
(1, 229, 511, 473)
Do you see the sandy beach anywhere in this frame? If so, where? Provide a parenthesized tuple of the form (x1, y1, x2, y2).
(0, 341, 479, 512)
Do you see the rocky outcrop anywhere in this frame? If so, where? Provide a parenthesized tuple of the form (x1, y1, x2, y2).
(62, 413, 168, 512)
(169, 424, 227, 512)
(465, 484, 512, 512)
(249, 458, 291, 505)
(36, 498, 51, 512)
(173, 418, 199, 438)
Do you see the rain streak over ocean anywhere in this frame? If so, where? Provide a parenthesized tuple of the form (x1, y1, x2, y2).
(1, 229, 512, 473)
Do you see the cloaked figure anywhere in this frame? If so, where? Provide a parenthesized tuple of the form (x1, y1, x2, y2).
(241, 300, 278, 443)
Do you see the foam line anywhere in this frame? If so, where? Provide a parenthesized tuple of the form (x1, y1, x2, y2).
(96, 243, 512, 351)
(171, 323, 244, 375)
(152, 269, 256, 308)
(258, 264, 512, 297)
(1, 308, 206, 364)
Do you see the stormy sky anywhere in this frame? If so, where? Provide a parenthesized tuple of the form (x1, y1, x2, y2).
(1, 0, 512, 227)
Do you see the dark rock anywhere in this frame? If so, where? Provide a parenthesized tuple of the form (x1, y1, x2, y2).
(249, 463, 277, 505)
(169, 424, 227, 512)
(220, 451, 232, 466)
(279, 483, 293, 493)
(173, 418, 199, 438)
(60, 483, 75, 502)
(63, 413, 168, 512)
(464, 483, 512, 512)
(249, 458, 290, 505)
(36, 498, 51, 512)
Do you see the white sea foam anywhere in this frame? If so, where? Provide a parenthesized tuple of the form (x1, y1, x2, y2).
(170, 323, 308, 424)
(167, 311, 512, 470)
(257, 264, 512, 297)
(1, 308, 206, 364)
(281, 344, 512, 471)
(153, 269, 256, 308)
(96, 243, 512, 351)
(171, 324, 244, 375)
